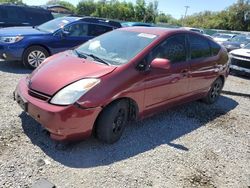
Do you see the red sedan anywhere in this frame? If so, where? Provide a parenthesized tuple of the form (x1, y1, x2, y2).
(14, 27, 229, 143)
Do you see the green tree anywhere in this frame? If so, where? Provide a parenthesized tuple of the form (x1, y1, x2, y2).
(76, 0, 97, 16)
(183, 0, 250, 31)
(135, 0, 146, 21)
(0, 0, 24, 4)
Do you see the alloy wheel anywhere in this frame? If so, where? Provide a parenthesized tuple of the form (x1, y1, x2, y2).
(211, 81, 222, 100)
(27, 50, 46, 68)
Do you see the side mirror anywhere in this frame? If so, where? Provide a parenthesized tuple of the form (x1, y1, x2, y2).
(61, 29, 70, 37)
(151, 58, 171, 70)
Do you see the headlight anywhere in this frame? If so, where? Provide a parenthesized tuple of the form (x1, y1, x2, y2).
(0, 36, 24, 43)
(50, 78, 100, 105)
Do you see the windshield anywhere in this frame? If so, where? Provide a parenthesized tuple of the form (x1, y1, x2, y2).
(216, 34, 232, 39)
(230, 35, 249, 43)
(244, 43, 250, 49)
(76, 30, 158, 65)
(37, 17, 71, 33)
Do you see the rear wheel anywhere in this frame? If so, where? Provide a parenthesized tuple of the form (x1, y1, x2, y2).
(23, 46, 49, 69)
(96, 100, 128, 144)
(203, 78, 223, 104)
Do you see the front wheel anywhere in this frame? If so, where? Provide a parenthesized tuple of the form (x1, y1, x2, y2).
(96, 100, 129, 144)
(23, 46, 49, 69)
(203, 78, 223, 104)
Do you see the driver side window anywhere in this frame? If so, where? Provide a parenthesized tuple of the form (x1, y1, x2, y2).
(149, 34, 187, 63)
(64, 23, 89, 37)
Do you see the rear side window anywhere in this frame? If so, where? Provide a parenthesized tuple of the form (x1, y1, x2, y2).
(210, 40, 221, 56)
(1, 7, 25, 21)
(150, 34, 187, 63)
(189, 34, 210, 59)
(64, 23, 89, 37)
(88, 24, 113, 37)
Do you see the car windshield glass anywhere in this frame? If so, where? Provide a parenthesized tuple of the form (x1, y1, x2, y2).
(217, 34, 232, 39)
(37, 17, 71, 33)
(76, 30, 158, 65)
(230, 36, 247, 42)
(244, 43, 250, 49)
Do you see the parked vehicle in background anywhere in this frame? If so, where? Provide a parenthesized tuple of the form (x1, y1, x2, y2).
(0, 4, 53, 28)
(181, 27, 212, 39)
(229, 43, 250, 76)
(181, 27, 204, 34)
(212, 33, 236, 44)
(121, 22, 153, 27)
(221, 34, 250, 51)
(14, 27, 229, 143)
(0, 17, 121, 69)
(41, 4, 73, 18)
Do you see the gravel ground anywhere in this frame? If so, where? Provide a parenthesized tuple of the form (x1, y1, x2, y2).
(0, 60, 249, 188)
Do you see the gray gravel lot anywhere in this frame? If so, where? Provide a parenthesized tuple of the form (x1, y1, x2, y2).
(0, 60, 249, 188)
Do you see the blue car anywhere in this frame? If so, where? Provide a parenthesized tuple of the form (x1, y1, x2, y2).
(0, 17, 121, 69)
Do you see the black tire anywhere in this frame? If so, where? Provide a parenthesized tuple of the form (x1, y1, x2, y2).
(96, 100, 128, 144)
(23, 45, 49, 69)
(203, 78, 223, 104)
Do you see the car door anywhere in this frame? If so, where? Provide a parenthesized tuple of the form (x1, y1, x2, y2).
(144, 34, 190, 109)
(188, 34, 219, 94)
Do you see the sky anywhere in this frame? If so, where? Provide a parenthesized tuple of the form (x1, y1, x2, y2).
(23, 0, 237, 19)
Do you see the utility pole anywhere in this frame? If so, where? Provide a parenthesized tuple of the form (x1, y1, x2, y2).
(184, 6, 190, 19)
(183, 5, 190, 26)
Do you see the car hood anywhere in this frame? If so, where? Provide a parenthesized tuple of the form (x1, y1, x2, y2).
(29, 51, 117, 95)
(0, 26, 48, 36)
(230, 48, 250, 57)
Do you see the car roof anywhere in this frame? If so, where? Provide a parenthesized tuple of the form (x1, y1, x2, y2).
(65, 16, 121, 28)
(119, 26, 193, 36)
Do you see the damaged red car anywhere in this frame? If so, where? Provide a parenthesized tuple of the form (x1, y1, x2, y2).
(14, 27, 229, 143)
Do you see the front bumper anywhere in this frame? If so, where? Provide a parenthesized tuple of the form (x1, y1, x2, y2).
(0, 42, 25, 61)
(14, 78, 102, 141)
(229, 55, 250, 76)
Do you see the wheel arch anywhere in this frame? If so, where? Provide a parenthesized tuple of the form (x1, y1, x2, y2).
(218, 75, 225, 87)
(22, 44, 51, 59)
(92, 97, 139, 136)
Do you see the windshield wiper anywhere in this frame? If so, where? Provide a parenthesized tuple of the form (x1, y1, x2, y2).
(74, 50, 110, 65)
(82, 53, 110, 66)
(74, 49, 87, 59)
(88, 54, 110, 65)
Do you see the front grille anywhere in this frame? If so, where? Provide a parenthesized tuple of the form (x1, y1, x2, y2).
(231, 57, 250, 69)
(231, 53, 250, 61)
(28, 89, 51, 101)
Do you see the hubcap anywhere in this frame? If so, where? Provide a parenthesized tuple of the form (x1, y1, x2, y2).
(112, 109, 126, 134)
(27, 50, 46, 68)
(211, 82, 221, 99)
